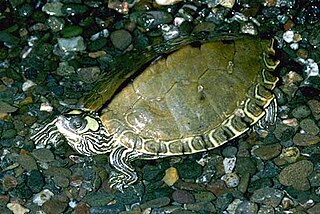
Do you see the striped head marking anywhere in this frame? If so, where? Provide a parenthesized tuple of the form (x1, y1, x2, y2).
(55, 110, 115, 156)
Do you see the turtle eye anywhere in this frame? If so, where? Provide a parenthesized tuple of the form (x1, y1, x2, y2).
(69, 116, 87, 130)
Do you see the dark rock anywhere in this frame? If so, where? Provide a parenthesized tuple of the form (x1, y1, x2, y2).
(17, 154, 38, 171)
(110, 30, 132, 51)
(32, 148, 55, 162)
(251, 187, 284, 207)
(253, 143, 282, 160)
(172, 190, 195, 204)
(42, 195, 68, 214)
(27, 170, 44, 193)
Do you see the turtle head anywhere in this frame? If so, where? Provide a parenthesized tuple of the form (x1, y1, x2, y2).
(31, 110, 115, 156)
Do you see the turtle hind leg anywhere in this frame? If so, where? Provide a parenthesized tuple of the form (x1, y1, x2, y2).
(108, 146, 145, 191)
(253, 98, 277, 137)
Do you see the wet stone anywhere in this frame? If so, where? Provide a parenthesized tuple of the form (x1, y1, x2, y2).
(172, 190, 195, 204)
(300, 118, 319, 135)
(2, 175, 17, 191)
(61, 3, 88, 16)
(293, 133, 320, 146)
(248, 178, 272, 193)
(222, 146, 238, 157)
(74, 202, 90, 214)
(308, 99, 320, 120)
(251, 187, 284, 207)
(175, 160, 202, 180)
(309, 172, 320, 187)
(193, 191, 216, 202)
(292, 105, 311, 119)
(139, 197, 170, 210)
(253, 143, 282, 160)
(57, 36, 86, 52)
(110, 29, 132, 51)
(1, 129, 17, 139)
(142, 164, 163, 181)
(235, 201, 258, 213)
(42, 195, 68, 214)
(82, 192, 114, 207)
(235, 157, 256, 175)
(0, 101, 17, 113)
(77, 66, 101, 83)
(17, 154, 38, 171)
(185, 201, 216, 213)
(90, 204, 125, 214)
(61, 25, 83, 38)
(279, 160, 313, 191)
(27, 170, 44, 193)
(46, 16, 64, 32)
(222, 172, 240, 188)
(42, 2, 64, 16)
(32, 148, 55, 162)
(274, 123, 295, 142)
(308, 203, 320, 214)
(214, 193, 233, 212)
(52, 175, 69, 188)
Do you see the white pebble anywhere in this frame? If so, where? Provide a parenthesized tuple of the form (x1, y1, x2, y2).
(304, 58, 319, 77)
(290, 42, 299, 50)
(22, 80, 37, 92)
(223, 157, 237, 173)
(155, 0, 182, 5)
(283, 30, 294, 43)
(33, 189, 54, 206)
(40, 102, 53, 112)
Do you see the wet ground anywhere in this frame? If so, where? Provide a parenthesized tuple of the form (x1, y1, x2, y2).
(0, 0, 320, 213)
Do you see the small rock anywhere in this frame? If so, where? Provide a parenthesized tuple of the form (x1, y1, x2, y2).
(33, 189, 54, 206)
(292, 105, 311, 119)
(32, 148, 55, 162)
(175, 160, 202, 180)
(155, 0, 182, 5)
(185, 201, 216, 213)
(253, 143, 282, 160)
(74, 202, 90, 214)
(42, 195, 68, 214)
(22, 80, 36, 91)
(308, 100, 320, 120)
(2, 175, 17, 191)
(27, 170, 45, 193)
(17, 154, 38, 171)
(293, 133, 320, 146)
(139, 197, 170, 210)
(308, 203, 320, 214)
(162, 167, 179, 186)
(108, 0, 129, 14)
(57, 36, 86, 52)
(82, 192, 114, 207)
(300, 118, 319, 135)
(283, 30, 294, 43)
(221, 173, 239, 188)
(235, 200, 259, 214)
(77, 66, 101, 83)
(251, 187, 284, 207)
(279, 160, 313, 191)
(110, 30, 132, 51)
(206, 180, 228, 196)
(193, 191, 216, 202)
(42, 2, 63, 16)
(7, 203, 29, 214)
(279, 147, 300, 163)
(56, 62, 75, 76)
(172, 190, 195, 204)
(0, 101, 18, 114)
(223, 157, 236, 173)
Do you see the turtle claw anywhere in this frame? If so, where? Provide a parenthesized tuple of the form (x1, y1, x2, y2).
(108, 172, 136, 192)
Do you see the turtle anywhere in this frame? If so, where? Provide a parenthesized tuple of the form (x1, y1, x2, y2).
(31, 37, 280, 190)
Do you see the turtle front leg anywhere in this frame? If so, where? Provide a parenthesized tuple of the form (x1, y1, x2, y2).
(108, 146, 143, 191)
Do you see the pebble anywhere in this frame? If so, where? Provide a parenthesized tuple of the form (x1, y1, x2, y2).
(172, 190, 195, 204)
(175, 160, 202, 180)
(31, 148, 55, 162)
(279, 160, 313, 191)
(162, 167, 179, 186)
(74, 202, 90, 214)
(139, 197, 170, 210)
(308, 99, 320, 120)
(27, 170, 44, 193)
(251, 187, 284, 207)
(32, 189, 54, 206)
(300, 118, 319, 135)
(0, 101, 18, 114)
(17, 154, 38, 171)
(223, 156, 236, 173)
(184, 201, 216, 213)
(110, 30, 132, 51)
(42, 195, 68, 214)
(279, 146, 300, 163)
(221, 172, 240, 188)
(22, 80, 36, 92)
(42, 2, 64, 16)
(283, 30, 294, 43)
(155, 0, 182, 5)
(193, 191, 216, 202)
(2, 175, 17, 191)
(293, 133, 320, 146)
(76, 66, 101, 83)
(292, 105, 311, 119)
(82, 192, 114, 207)
(57, 36, 86, 52)
(235, 200, 259, 214)
(7, 203, 30, 214)
(253, 143, 282, 160)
